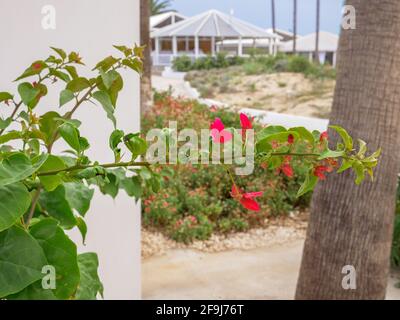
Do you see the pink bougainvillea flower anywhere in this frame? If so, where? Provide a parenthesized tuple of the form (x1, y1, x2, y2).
(320, 131, 329, 142)
(314, 165, 329, 180)
(288, 134, 295, 145)
(231, 185, 263, 211)
(210, 118, 233, 143)
(240, 113, 252, 130)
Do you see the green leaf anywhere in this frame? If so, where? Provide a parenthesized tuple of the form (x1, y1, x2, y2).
(357, 139, 367, 157)
(59, 89, 75, 107)
(76, 217, 88, 245)
(93, 55, 119, 72)
(318, 149, 346, 160)
(100, 69, 119, 90)
(15, 60, 47, 81)
(64, 182, 94, 217)
(29, 219, 80, 299)
(337, 159, 353, 173)
(109, 129, 124, 161)
(0, 153, 48, 187)
(50, 69, 70, 82)
(330, 125, 353, 151)
(38, 155, 66, 191)
(6, 281, 57, 300)
(92, 91, 116, 127)
(59, 123, 81, 152)
(257, 125, 287, 141)
(0, 92, 13, 103)
(65, 66, 79, 79)
(0, 226, 47, 298)
(352, 161, 365, 185)
(124, 133, 147, 159)
(66, 77, 91, 93)
(0, 117, 12, 130)
(122, 58, 143, 73)
(289, 127, 315, 145)
(18, 82, 40, 107)
(50, 47, 67, 60)
(297, 174, 318, 197)
(0, 131, 21, 145)
(39, 111, 63, 145)
(120, 175, 142, 198)
(39, 186, 77, 229)
(0, 183, 31, 232)
(75, 253, 103, 300)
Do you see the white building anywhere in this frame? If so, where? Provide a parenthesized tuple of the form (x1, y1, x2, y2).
(150, 11, 186, 31)
(151, 9, 278, 66)
(280, 31, 339, 66)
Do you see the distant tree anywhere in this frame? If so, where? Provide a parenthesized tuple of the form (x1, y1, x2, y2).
(140, 0, 152, 114)
(314, 0, 320, 63)
(271, 0, 276, 33)
(293, 0, 297, 53)
(151, 0, 173, 15)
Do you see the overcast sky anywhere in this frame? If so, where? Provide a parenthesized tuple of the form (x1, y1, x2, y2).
(171, 0, 344, 35)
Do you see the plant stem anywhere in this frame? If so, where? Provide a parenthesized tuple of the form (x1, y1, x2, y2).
(37, 161, 150, 177)
(25, 186, 42, 228)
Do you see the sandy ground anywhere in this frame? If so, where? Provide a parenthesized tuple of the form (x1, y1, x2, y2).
(186, 71, 335, 119)
(142, 239, 400, 300)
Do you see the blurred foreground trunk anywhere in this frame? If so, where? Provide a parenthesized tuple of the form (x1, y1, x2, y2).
(296, 0, 400, 299)
(140, 0, 152, 114)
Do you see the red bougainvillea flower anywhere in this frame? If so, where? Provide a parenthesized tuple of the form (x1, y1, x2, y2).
(231, 185, 263, 211)
(240, 113, 252, 130)
(288, 134, 295, 145)
(314, 165, 329, 180)
(281, 164, 294, 178)
(210, 118, 233, 143)
(320, 131, 329, 142)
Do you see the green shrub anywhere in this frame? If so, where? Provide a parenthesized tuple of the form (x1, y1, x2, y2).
(287, 55, 313, 73)
(172, 55, 193, 72)
(142, 92, 311, 243)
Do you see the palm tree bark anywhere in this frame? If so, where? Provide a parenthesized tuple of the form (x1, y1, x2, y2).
(314, 0, 320, 64)
(296, 0, 400, 299)
(140, 0, 152, 114)
(293, 0, 297, 53)
(271, 0, 276, 33)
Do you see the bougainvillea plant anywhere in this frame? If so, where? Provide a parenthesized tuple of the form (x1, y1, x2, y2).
(0, 45, 380, 300)
(209, 113, 380, 211)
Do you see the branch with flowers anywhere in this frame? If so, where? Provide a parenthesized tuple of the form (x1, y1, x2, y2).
(208, 113, 381, 212)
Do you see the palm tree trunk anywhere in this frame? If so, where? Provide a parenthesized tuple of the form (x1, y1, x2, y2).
(314, 0, 320, 64)
(293, 0, 297, 54)
(140, 0, 152, 114)
(271, 0, 276, 33)
(296, 0, 400, 299)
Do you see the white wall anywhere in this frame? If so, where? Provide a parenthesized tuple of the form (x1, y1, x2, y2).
(0, 0, 141, 299)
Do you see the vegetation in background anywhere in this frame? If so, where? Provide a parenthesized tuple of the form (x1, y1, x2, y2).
(173, 53, 336, 80)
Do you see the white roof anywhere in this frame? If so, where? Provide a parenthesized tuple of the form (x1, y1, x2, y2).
(280, 31, 339, 52)
(151, 9, 278, 39)
(150, 11, 186, 29)
(266, 28, 294, 37)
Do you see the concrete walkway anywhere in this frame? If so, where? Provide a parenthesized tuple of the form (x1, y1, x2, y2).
(142, 239, 400, 300)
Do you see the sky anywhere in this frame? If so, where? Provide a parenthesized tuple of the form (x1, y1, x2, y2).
(170, 0, 344, 35)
